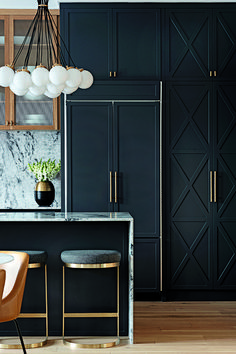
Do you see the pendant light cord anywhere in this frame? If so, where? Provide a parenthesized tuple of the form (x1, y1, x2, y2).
(12, 0, 77, 70)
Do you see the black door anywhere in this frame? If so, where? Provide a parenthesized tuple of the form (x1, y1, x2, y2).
(166, 82, 212, 289)
(113, 9, 160, 80)
(66, 102, 113, 212)
(213, 82, 236, 288)
(214, 9, 236, 80)
(113, 102, 160, 293)
(164, 8, 211, 80)
(61, 8, 112, 79)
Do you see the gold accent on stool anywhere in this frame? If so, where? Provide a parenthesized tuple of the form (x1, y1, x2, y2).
(64, 312, 118, 318)
(63, 337, 120, 349)
(65, 261, 120, 269)
(62, 260, 120, 348)
(0, 261, 48, 349)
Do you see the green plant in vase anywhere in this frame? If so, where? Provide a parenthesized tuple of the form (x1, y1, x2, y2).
(28, 159, 61, 207)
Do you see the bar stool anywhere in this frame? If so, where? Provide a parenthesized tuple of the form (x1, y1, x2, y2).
(0, 250, 48, 349)
(61, 249, 121, 349)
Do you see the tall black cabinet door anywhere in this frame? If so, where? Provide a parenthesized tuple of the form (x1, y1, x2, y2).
(213, 83, 236, 288)
(165, 8, 211, 80)
(66, 102, 113, 212)
(113, 102, 160, 293)
(114, 102, 160, 238)
(60, 7, 112, 80)
(113, 9, 160, 80)
(214, 9, 236, 80)
(166, 82, 212, 289)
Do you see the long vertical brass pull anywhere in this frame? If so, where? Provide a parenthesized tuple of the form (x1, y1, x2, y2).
(214, 171, 217, 203)
(210, 71, 213, 77)
(210, 171, 213, 203)
(110, 171, 112, 203)
(214, 70, 217, 77)
(115, 171, 118, 203)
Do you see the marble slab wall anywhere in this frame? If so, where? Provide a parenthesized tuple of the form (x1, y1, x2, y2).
(0, 131, 61, 209)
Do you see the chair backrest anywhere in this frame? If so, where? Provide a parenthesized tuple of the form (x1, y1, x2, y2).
(0, 251, 29, 322)
(0, 269, 6, 306)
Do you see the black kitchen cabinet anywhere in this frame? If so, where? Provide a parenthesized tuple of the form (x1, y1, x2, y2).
(61, 2, 236, 299)
(60, 4, 161, 81)
(165, 7, 236, 81)
(165, 81, 236, 292)
(63, 100, 160, 293)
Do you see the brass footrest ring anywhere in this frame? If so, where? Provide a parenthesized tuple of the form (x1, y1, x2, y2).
(0, 337, 48, 349)
(63, 337, 120, 349)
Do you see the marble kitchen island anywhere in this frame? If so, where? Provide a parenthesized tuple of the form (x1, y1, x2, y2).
(0, 212, 133, 343)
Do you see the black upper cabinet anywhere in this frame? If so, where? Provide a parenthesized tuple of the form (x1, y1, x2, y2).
(165, 7, 236, 80)
(60, 4, 161, 81)
(214, 9, 236, 80)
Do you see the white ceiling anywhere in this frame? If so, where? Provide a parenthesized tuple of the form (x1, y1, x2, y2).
(0, 0, 235, 10)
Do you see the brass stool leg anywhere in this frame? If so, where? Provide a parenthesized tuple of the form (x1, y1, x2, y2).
(62, 265, 65, 339)
(45, 264, 49, 339)
(63, 262, 120, 348)
(117, 266, 119, 338)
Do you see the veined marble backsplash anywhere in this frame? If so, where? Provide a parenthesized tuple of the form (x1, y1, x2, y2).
(0, 131, 61, 209)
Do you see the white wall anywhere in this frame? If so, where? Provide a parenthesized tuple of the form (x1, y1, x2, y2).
(0, 0, 59, 9)
(0, 0, 236, 10)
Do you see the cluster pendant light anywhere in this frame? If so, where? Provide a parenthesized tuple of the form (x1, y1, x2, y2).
(0, 0, 93, 98)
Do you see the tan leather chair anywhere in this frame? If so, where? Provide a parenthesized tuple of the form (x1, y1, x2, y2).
(0, 251, 29, 354)
(0, 269, 6, 306)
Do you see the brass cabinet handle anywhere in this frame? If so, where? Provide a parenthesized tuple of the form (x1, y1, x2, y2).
(6, 120, 9, 126)
(110, 171, 112, 202)
(210, 71, 213, 77)
(214, 171, 217, 203)
(210, 171, 213, 203)
(10, 120, 13, 126)
(110, 71, 112, 78)
(114, 71, 117, 78)
(115, 171, 117, 203)
(214, 70, 217, 77)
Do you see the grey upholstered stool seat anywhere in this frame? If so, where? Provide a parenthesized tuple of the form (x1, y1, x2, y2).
(61, 249, 121, 265)
(22, 250, 48, 265)
(61, 249, 121, 349)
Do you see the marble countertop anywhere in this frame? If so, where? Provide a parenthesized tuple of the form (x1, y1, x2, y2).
(0, 211, 133, 222)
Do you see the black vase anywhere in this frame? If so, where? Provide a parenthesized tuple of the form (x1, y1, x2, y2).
(34, 181, 55, 207)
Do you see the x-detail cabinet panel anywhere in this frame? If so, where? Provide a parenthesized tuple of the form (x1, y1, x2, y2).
(165, 7, 236, 81)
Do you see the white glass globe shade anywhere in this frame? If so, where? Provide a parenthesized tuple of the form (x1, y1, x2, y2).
(49, 65, 68, 86)
(47, 82, 65, 95)
(10, 83, 28, 96)
(28, 84, 46, 97)
(0, 66, 14, 87)
(31, 66, 49, 87)
(13, 70, 32, 90)
(66, 68, 82, 88)
(79, 70, 94, 89)
(62, 85, 79, 94)
(44, 90, 61, 99)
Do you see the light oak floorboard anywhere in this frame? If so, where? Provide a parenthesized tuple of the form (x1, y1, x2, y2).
(1, 301, 236, 353)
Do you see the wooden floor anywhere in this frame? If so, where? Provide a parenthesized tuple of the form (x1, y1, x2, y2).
(1, 301, 236, 353)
